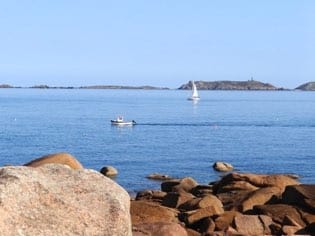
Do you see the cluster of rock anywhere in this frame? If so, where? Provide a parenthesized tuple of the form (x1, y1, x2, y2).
(1, 152, 315, 235)
(132, 172, 315, 235)
(178, 80, 278, 90)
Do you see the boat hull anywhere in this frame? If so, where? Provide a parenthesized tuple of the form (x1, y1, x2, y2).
(111, 120, 136, 126)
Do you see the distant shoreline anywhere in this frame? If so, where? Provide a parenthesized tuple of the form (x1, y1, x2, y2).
(0, 80, 314, 91)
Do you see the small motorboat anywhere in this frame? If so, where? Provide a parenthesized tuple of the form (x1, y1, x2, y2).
(111, 116, 136, 126)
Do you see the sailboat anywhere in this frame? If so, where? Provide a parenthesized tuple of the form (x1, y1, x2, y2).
(187, 80, 200, 101)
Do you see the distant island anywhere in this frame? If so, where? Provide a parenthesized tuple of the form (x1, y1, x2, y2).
(295, 82, 315, 91)
(0, 84, 15, 88)
(79, 85, 169, 90)
(178, 80, 281, 90)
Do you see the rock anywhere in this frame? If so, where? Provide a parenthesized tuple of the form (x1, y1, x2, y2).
(213, 162, 234, 172)
(258, 215, 276, 235)
(234, 186, 281, 212)
(215, 180, 258, 194)
(147, 173, 172, 181)
(214, 211, 241, 231)
(235, 173, 300, 191)
(282, 225, 303, 235)
(0, 164, 131, 236)
(216, 190, 252, 211)
(173, 177, 199, 193)
(136, 190, 167, 201)
(197, 217, 216, 234)
(161, 179, 181, 192)
(191, 185, 213, 196)
(213, 172, 299, 194)
(185, 228, 201, 236)
(133, 222, 188, 236)
(301, 212, 315, 224)
(234, 215, 265, 235)
(180, 206, 224, 225)
(136, 190, 154, 201)
(161, 177, 198, 193)
(100, 165, 118, 177)
(130, 200, 179, 225)
(24, 152, 83, 169)
(301, 222, 315, 234)
(162, 191, 195, 208)
(253, 204, 306, 227)
(179, 195, 223, 211)
(282, 184, 315, 212)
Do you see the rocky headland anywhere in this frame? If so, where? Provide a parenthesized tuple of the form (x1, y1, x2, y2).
(295, 82, 315, 91)
(178, 80, 280, 90)
(1, 152, 315, 235)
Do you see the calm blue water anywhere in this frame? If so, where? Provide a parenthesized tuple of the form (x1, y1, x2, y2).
(0, 89, 314, 194)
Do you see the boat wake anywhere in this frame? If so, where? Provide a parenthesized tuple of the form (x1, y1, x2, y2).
(137, 122, 315, 128)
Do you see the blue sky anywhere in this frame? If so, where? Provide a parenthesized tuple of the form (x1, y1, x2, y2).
(0, 0, 314, 88)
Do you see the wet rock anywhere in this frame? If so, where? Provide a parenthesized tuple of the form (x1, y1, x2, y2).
(0, 164, 131, 236)
(131, 200, 179, 225)
(100, 165, 118, 177)
(213, 162, 234, 172)
(24, 152, 83, 169)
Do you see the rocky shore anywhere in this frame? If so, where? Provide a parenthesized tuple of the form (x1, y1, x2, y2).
(1, 152, 315, 235)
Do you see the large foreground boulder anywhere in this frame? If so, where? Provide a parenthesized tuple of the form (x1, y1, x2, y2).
(24, 152, 83, 169)
(0, 164, 131, 236)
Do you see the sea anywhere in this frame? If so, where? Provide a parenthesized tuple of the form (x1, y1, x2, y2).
(0, 89, 314, 194)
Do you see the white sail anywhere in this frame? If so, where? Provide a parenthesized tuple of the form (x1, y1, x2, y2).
(188, 81, 200, 100)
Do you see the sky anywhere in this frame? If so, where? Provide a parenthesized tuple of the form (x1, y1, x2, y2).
(0, 1, 314, 89)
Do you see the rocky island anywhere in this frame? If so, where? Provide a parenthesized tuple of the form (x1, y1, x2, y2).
(295, 82, 315, 91)
(179, 80, 280, 90)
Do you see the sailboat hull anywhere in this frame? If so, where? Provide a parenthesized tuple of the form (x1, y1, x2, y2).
(187, 97, 200, 101)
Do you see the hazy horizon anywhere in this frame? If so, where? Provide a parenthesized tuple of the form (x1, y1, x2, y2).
(0, 1, 314, 89)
